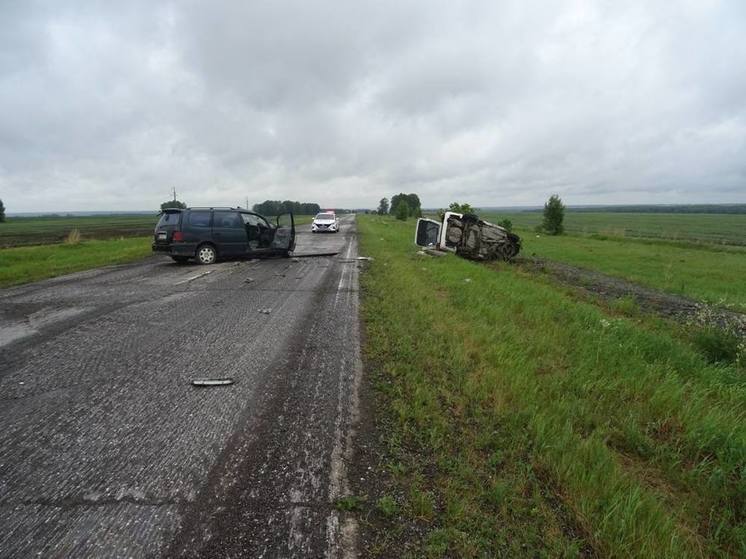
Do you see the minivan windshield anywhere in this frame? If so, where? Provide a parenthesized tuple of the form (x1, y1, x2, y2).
(315, 213, 335, 220)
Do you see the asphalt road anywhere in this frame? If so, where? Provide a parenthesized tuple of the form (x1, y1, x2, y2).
(0, 215, 362, 558)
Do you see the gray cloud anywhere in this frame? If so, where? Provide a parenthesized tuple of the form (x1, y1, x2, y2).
(1, 0, 744, 212)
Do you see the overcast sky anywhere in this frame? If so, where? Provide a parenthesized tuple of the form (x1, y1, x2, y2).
(1, 1, 745, 212)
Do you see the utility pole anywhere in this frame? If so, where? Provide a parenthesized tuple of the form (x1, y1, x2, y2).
(246, 196, 249, 210)
(172, 187, 177, 202)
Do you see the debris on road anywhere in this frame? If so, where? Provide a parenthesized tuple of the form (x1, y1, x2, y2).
(258, 308, 272, 314)
(291, 251, 340, 258)
(191, 378, 234, 387)
(417, 248, 447, 257)
(244, 277, 255, 283)
(415, 211, 521, 261)
(357, 256, 373, 261)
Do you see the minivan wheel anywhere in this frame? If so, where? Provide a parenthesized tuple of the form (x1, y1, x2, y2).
(196, 244, 217, 265)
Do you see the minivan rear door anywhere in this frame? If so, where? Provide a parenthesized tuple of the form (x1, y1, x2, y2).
(154, 210, 182, 244)
(414, 218, 441, 247)
(271, 213, 296, 253)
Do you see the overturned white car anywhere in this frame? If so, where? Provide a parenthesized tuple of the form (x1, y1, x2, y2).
(414, 211, 521, 261)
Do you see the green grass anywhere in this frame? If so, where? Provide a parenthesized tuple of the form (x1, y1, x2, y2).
(480, 211, 746, 246)
(0, 237, 152, 288)
(358, 215, 745, 558)
(0, 214, 159, 247)
(518, 233, 746, 310)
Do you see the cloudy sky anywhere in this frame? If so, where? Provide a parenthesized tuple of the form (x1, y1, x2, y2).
(1, 1, 745, 212)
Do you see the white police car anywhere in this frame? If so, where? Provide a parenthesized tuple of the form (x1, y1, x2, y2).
(311, 212, 339, 233)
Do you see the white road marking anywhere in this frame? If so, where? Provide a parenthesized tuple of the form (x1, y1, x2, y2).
(175, 270, 213, 285)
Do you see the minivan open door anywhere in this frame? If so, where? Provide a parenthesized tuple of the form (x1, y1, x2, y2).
(414, 218, 441, 248)
(271, 213, 296, 254)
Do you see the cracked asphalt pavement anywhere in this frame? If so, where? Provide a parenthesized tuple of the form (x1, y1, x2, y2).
(0, 214, 362, 558)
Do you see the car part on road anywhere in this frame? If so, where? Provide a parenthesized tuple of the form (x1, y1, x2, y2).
(191, 378, 234, 387)
(291, 251, 340, 258)
(414, 211, 521, 261)
(258, 308, 272, 314)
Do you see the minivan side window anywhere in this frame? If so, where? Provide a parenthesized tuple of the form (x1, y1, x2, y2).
(188, 211, 211, 227)
(214, 211, 243, 228)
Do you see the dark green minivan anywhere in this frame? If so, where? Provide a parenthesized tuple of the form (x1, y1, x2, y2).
(152, 208, 295, 264)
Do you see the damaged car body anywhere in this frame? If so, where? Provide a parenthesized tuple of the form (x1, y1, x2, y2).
(152, 207, 296, 264)
(415, 211, 521, 261)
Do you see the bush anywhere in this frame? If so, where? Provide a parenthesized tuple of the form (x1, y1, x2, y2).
(497, 218, 513, 231)
(394, 200, 410, 221)
(692, 327, 741, 364)
(65, 228, 81, 245)
(540, 195, 565, 235)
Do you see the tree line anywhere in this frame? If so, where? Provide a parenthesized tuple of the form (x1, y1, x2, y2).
(252, 200, 322, 216)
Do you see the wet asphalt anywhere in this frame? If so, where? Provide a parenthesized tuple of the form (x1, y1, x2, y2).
(0, 215, 362, 558)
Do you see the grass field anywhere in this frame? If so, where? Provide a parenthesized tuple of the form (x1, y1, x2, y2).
(0, 214, 159, 248)
(519, 233, 746, 310)
(0, 238, 152, 288)
(357, 215, 745, 558)
(480, 211, 746, 246)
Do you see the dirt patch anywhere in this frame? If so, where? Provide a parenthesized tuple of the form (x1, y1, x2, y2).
(518, 257, 746, 338)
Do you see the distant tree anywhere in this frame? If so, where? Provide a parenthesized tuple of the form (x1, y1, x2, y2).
(377, 198, 389, 215)
(0, 198, 5, 222)
(448, 202, 475, 214)
(394, 199, 410, 220)
(161, 199, 187, 210)
(390, 193, 421, 217)
(540, 194, 565, 235)
(497, 218, 513, 231)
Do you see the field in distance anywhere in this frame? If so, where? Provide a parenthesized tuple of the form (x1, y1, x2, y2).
(480, 211, 746, 246)
(0, 214, 159, 248)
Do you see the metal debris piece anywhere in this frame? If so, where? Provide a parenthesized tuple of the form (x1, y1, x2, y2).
(357, 256, 373, 261)
(192, 378, 234, 387)
(244, 277, 254, 283)
(258, 308, 272, 314)
(291, 251, 340, 258)
(291, 257, 301, 262)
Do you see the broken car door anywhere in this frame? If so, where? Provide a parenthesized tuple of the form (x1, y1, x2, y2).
(242, 213, 273, 252)
(271, 213, 296, 253)
(414, 218, 441, 247)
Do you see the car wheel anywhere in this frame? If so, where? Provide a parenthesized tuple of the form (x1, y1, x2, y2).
(171, 256, 190, 264)
(196, 244, 217, 265)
